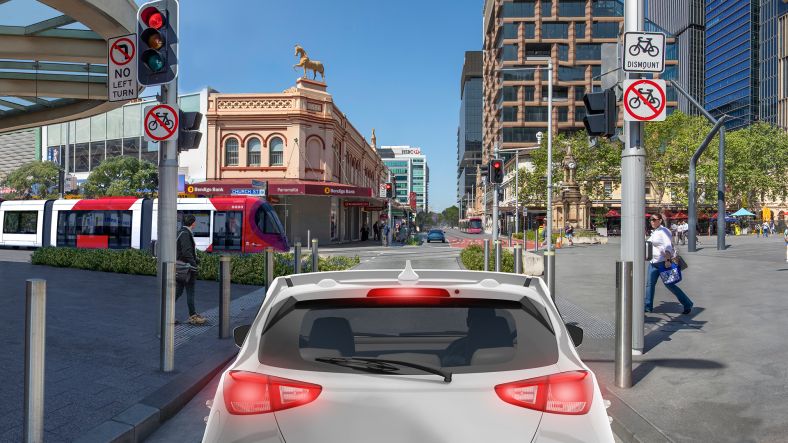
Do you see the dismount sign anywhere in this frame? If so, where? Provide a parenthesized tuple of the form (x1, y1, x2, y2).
(623, 32, 666, 74)
(108, 34, 139, 102)
(143, 104, 179, 142)
(623, 79, 666, 122)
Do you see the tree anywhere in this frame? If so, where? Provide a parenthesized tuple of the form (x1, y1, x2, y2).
(440, 206, 459, 227)
(723, 122, 788, 209)
(83, 157, 158, 197)
(1, 161, 60, 199)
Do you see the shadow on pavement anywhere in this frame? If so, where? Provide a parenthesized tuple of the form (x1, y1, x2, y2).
(643, 305, 706, 354)
(631, 358, 726, 385)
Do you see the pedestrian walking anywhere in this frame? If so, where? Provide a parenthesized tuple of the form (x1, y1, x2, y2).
(763, 221, 770, 238)
(373, 221, 380, 241)
(784, 226, 788, 263)
(383, 223, 390, 246)
(176, 214, 206, 325)
(679, 221, 688, 245)
(564, 223, 574, 246)
(360, 223, 369, 241)
(670, 221, 678, 244)
(645, 213, 694, 315)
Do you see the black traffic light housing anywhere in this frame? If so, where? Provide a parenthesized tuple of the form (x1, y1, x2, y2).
(583, 89, 617, 137)
(177, 111, 202, 152)
(137, 0, 178, 86)
(385, 182, 393, 198)
(489, 158, 504, 184)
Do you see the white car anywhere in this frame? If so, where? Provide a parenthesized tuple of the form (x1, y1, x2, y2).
(203, 262, 614, 443)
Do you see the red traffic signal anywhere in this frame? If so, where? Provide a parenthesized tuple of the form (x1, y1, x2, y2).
(489, 158, 504, 184)
(385, 182, 393, 198)
(137, 0, 178, 86)
(141, 6, 165, 29)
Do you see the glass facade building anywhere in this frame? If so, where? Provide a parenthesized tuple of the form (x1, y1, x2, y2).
(458, 51, 483, 207)
(379, 146, 429, 213)
(705, 0, 760, 130)
(761, 0, 780, 125)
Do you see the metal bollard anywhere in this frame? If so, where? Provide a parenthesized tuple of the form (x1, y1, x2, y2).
(483, 239, 490, 271)
(514, 246, 522, 274)
(265, 247, 274, 287)
(219, 256, 231, 339)
(294, 242, 302, 274)
(24, 279, 46, 443)
(545, 250, 556, 302)
(311, 238, 319, 272)
(307, 229, 311, 248)
(495, 240, 502, 272)
(160, 262, 175, 372)
(615, 261, 633, 388)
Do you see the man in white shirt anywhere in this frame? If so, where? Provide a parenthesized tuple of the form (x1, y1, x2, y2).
(645, 213, 694, 314)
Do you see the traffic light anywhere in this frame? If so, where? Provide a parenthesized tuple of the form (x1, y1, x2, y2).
(583, 89, 617, 137)
(489, 158, 504, 184)
(137, 0, 178, 86)
(385, 182, 393, 198)
(177, 111, 202, 151)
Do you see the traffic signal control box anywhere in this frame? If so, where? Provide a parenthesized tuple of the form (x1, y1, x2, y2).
(583, 89, 617, 137)
(137, 0, 179, 86)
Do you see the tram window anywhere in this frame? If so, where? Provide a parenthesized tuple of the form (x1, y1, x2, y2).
(254, 205, 284, 234)
(213, 211, 242, 251)
(56, 210, 133, 248)
(177, 211, 211, 237)
(3, 211, 38, 234)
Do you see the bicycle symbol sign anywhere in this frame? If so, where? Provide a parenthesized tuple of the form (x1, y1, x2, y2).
(623, 79, 666, 122)
(623, 32, 665, 73)
(144, 104, 179, 142)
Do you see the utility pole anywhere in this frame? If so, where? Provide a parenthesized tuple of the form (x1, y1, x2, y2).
(623, 0, 646, 354)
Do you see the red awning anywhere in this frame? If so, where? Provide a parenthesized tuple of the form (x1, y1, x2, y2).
(605, 209, 620, 218)
(187, 178, 378, 200)
(672, 211, 688, 219)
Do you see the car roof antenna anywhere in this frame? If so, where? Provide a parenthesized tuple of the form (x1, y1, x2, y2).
(397, 260, 419, 285)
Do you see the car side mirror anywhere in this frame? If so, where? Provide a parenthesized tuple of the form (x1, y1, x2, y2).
(566, 324, 583, 347)
(233, 324, 251, 348)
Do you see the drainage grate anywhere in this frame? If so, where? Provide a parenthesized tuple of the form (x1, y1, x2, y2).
(557, 298, 616, 339)
(174, 288, 265, 349)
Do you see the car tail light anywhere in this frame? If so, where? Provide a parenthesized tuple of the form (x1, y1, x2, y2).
(223, 371, 322, 415)
(495, 370, 593, 415)
(367, 288, 450, 298)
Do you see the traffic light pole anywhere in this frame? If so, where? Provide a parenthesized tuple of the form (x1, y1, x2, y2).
(158, 80, 178, 371)
(387, 171, 392, 247)
(545, 58, 555, 299)
(492, 147, 499, 254)
(623, 0, 646, 355)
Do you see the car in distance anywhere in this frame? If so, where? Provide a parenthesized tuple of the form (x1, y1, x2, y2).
(426, 228, 446, 243)
(203, 263, 615, 443)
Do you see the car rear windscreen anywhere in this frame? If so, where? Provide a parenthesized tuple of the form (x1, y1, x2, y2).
(258, 297, 558, 374)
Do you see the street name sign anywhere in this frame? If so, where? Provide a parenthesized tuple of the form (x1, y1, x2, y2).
(108, 34, 139, 102)
(143, 104, 179, 142)
(623, 32, 665, 73)
(623, 79, 666, 122)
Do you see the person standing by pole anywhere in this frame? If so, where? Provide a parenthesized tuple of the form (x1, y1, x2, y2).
(783, 225, 788, 263)
(176, 215, 205, 325)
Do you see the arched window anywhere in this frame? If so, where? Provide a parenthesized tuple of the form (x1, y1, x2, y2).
(247, 137, 261, 166)
(269, 137, 284, 166)
(225, 138, 238, 166)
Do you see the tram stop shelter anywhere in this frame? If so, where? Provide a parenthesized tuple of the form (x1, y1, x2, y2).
(0, 0, 138, 133)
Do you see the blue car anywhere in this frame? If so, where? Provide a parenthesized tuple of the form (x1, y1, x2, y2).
(426, 229, 446, 243)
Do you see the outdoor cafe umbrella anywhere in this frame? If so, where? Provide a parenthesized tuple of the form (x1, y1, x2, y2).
(731, 208, 755, 217)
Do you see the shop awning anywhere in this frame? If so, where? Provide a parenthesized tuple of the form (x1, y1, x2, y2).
(187, 178, 380, 200)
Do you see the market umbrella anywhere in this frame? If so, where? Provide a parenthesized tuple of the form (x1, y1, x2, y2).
(605, 209, 620, 218)
(731, 208, 755, 217)
(673, 211, 688, 219)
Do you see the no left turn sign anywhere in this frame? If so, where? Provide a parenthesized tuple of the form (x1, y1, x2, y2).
(108, 34, 138, 102)
(144, 104, 179, 142)
(623, 79, 666, 122)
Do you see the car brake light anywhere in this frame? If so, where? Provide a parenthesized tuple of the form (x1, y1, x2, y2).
(495, 370, 593, 415)
(366, 288, 450, 298)
(223, 370, 322, 415)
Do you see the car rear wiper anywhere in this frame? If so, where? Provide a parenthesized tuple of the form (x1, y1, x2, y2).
(315, 357, 452, 383)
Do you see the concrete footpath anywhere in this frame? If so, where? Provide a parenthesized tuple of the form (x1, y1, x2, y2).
(0, 260, 263, 443)
(552, 235, 788, 442)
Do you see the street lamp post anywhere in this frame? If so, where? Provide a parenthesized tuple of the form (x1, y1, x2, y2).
(499, 56, 554, 296)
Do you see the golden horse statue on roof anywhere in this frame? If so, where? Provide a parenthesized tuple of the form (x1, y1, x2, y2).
(293, 44, 325, 80)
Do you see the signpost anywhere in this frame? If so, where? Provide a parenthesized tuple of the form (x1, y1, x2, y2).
(108, 35, 139, 102)
(379, 183, 387, 198)
(144, 104, 179, 142)
(623, 79, 666, 122)
(623, 31, 665, 73)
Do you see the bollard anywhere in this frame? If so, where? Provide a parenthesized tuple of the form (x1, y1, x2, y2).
(265, 247, 274, 287)
(307, 229, 311, 248)
(219, 256, 231, 339)
(24, 279, 46, 443)
(294, 242, 302, 274)
(514, 246, 522, 274)
(160, 262, 175, 372)
(545, 250, 556, 302)
(483, 239, 490, 271)
(311, 238, 319, 272)
(615, 261, 633, 388)
(495, 240, 502, 272)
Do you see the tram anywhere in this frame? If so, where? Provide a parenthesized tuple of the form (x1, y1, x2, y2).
(459, 217, 483, 234)
(0, 196, 289, 253)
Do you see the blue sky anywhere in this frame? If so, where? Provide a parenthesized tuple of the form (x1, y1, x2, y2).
(3, 0, 483, 211)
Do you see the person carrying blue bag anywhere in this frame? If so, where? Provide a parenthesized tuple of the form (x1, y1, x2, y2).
(645, 212, 694, 315)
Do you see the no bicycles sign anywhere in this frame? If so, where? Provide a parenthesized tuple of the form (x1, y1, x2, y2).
(623, 79, 666, 122)
(143, 104, 179, 142)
